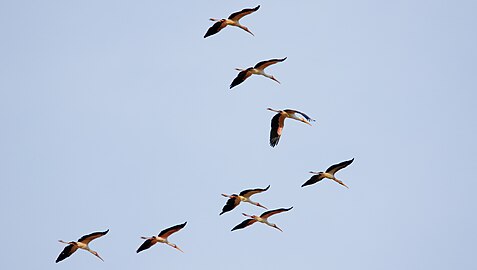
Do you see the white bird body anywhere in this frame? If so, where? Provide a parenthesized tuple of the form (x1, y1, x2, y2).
(302, 159, 355, 188)
(231, 207, 293, 232)
(137, 222, 187, 253)
(220, 185, 270, 215)
(204, 6, 260, 38)
(267, 108, 315, 147)
(321, 172, 335, 179)
(56, 229, 109, 263)
(230, 58, 287, 89)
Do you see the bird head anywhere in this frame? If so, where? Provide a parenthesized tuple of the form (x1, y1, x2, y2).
(256, 202, 268, 210)
(173, 244, 184, 253)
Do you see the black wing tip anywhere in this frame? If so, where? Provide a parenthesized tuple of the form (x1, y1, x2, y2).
(280, 57, 287, 61)
(204, 32, 214, 38)
(286, 206, 294, 211)
(264, 185, 271, 190)
(254, 5, 261, 10)
(270, 139, 279, 147)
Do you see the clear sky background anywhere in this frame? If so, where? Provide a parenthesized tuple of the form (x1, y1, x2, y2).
(1, 0, 476, 269)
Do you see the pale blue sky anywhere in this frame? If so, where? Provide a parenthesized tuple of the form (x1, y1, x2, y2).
(1, 1, 476, 269)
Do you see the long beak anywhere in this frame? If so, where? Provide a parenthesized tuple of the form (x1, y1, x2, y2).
(302, 119, 312, 126)
(235, 68, 244, 71)
(333, 178, 349, 189)
(140, 236, 149, 239)
(173, 245, 184, 253)
(221, 193, 229, 197)
(309, 171, 318, 174)
(242, 213, 252, 218)
(95, 253, 104, 262)
(242, 27, 255, 36)
(256, 203, 268, 210)
(209, 18, 218, 21)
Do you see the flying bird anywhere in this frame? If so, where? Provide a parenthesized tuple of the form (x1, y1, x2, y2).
(302, 158, 354, 188)
(137, 222, 187, 253)
(230, 57, 287, 89)
(204, 5, 260, 38)
(231, 207, 293, 232)
(220, 185, 270, 215)
(56, 229, 109, 263)
(267, 108, 315, 147)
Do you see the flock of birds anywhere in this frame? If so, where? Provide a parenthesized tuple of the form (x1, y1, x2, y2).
(55, 4, 355, 263)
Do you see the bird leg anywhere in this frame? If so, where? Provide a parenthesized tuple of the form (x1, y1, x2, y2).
(267, 108, 281, 113)
(242, 213, 253, 218)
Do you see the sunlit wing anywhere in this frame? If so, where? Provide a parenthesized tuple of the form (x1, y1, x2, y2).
(239, 185, 270, 198)
(260, 207, 293, 219)
(158, 222, 187, 238)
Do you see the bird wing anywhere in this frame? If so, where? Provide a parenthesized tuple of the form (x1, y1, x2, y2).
(301, 174, 324, 187)
(136, 238, 156, 253)
(204, 20, 227, 38)
(228, 5, 260, 21)
(158, 222, 187, 238)
(220, 195, 241, 215)
(270, 112, 286, 147)
(326, 158, 354, 175)
(77, 229, 109, 244)
(260, 207, 293, 219)
(230, 69, 252, 89)
(284, 109, 315, 122)
(56, 244, 78, 263)
(231, 219, 257, 231)
(254, 57, 287, 70)
(239, 185, 270, 198)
